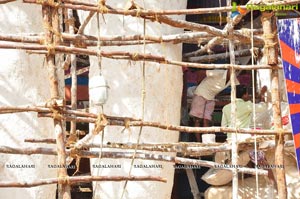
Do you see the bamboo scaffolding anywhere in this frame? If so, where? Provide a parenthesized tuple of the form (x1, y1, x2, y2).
(182, 29, 263, 58)
(0, 145, 268, 176)
(0, 42, 278, 70)
(262, 11, 287, 198)
(185, 0, 249, 58)
(42, 4, 71, 198)
(0, 175, 166, 188)
(0, 0, 297, 197)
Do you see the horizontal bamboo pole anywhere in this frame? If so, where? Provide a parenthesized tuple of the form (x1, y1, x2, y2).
(0, 33, 41, 43)
(0, 0, 16, 4)
(24, 135, 295, 154)
(0, 175, 166, 188)
(25, 138, 56, 144)
(0, 32, 201, 47)
(0, 105, 140, 121)
(0, 146, 57, 155)
(62, 31, 262, 45)
(24, 0, 300, 16)
(24, 0, 235, 15)
(24, 138, 230, 155)
(0, 29, 262, 47)
(0, 145, 268, 176)
(0, 105, 49, 114)
(185, 48, 259, 63)
(64, 66, 89, 79)
(0, 42, 278, 70)
(37, 112, 292, 135)
(23, 0, 264, 43)
(0, 104, 289, 135)
(0, 105, 291, 135)
(182, 29, 263, 58)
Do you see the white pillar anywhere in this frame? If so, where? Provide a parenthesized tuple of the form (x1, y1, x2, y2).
(78, 0, 187, 198)
(0, 2, 56, 198)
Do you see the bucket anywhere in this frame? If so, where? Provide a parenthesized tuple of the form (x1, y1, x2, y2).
(202, 134, 216, 143)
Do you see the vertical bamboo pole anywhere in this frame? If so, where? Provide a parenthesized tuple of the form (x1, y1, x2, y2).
(261, 11, 287, 199)
(67, 9, 77, 135)
(42, 4, 71, 199)
(227, 0, 238, 198)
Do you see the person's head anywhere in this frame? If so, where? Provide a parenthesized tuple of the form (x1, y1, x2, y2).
(236, 85, 249, 100)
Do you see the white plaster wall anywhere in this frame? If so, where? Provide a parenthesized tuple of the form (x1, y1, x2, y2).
(257, 55, 287, 102)
(0, 1, 56, 198)
(78, 0, 186, 198)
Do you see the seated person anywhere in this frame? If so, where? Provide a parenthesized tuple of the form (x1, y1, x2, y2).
(221, 85, 267, 141)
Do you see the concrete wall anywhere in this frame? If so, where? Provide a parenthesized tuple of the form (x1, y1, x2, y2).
(0, 1, 56, 198)
(78, 0, 187, 198)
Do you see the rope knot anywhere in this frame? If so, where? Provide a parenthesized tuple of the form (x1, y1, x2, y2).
(93, 114, 108, 134)
(98, 0, 108, 14)
(58, 176, 70, 185)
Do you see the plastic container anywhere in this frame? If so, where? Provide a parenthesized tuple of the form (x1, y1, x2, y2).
(89, 75, 108, 106)
(202, 134, 216, 143)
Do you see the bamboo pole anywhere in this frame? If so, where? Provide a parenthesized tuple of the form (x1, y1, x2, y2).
(0, 106, 291, 135)
(0, 105, 141, 121)
(149, 14, 263, 44)
(24, 139, 231, 155)
(23, 0, 235, 15)
(0, 33, 41, 43)
(38, 112, 291, 135)
(185, 48, 259, 63)
(67, 8, 77, 136)
(0, 29, 263, 47)
(0, 175, 167, 188)
(182, 29, 263, 58)
(188, 3, 247, 57)
(23, 0, 300, 16)
(64, 66, 89, 79)
(0, 145, 268, 176)
(42, 4, 71, 199)
(226, 0, 239, 197)
(261, 11, 287, 198)
(23, 138, 295, 154)
(23, 0, 264, 43)
(0, 0, 16, 4)
(0, 41, 278, 70)
(62, 10, 95, 69)
(25, 138, 56, 144)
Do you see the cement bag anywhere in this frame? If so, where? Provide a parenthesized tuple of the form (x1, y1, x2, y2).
(202, 151, 250, 186)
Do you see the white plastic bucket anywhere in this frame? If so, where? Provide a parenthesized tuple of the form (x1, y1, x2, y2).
(202, 134, 216, 143)
(89, 75, 108, 106)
